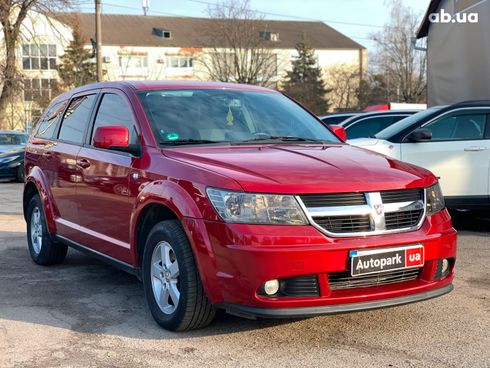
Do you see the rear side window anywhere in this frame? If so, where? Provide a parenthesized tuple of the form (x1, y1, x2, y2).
(58, 95, 96, 144)
(346, 116, 404, 139)
(35, 100, 67, 139)
(425, 114, 486, 141)
(91, 93, 137, 145)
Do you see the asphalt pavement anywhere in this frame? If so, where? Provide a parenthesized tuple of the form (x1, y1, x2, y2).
(0, 182, 488, 368)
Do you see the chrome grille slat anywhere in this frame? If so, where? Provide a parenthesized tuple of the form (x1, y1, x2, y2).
(297, 188, 426, 236)
(329, 268, 421, 290)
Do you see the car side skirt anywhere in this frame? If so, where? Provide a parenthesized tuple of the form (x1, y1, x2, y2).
(55, 235, 140, 278)
(221, 284, 453, 319)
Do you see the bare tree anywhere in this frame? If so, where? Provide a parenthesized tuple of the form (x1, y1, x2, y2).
(326, 64, 360, 111)
(200, 0, 278, 87)
(0, 0, 73, 128)
(371, 0, 426, 103)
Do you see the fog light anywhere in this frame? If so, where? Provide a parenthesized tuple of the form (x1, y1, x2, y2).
(441, 259, 450, 276)
(264, 279, 280, 296)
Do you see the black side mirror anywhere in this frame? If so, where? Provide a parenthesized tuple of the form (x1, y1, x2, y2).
(406, 128, 432, 142)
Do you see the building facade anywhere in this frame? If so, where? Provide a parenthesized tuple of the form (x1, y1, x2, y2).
(417, 0, 490, 106)
(1, 11, 366, 130)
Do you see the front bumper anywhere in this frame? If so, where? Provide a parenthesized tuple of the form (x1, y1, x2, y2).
(0, 162, 21, 179)
(223, 284, 453, 319)
(184, 209, 457, 314)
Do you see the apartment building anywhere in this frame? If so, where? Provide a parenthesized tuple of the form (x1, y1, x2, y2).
(2, 11, 366, 130)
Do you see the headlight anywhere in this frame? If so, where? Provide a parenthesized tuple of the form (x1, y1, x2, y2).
(426, 183, 445, 215)
(206, 188, 308, 225)
(0, 156, 19, 164)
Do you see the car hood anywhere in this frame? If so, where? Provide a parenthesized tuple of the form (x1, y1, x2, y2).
(347, 138, 379, 146)
(163, 144, 435, 194)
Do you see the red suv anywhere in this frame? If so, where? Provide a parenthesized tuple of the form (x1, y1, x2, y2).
(23, 81, 456, 331)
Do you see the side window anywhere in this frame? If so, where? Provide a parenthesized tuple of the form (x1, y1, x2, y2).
(91, 93, 137, 146)
(35, 100, 67, 139)
(58, 94, 96, 144)
(346, 116, 395, 139)
(425, 114, 486, 141)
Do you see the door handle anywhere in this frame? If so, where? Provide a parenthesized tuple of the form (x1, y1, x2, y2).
(43, 151, 54, 159)
(76, 158, 91, 169)
(464, 146, 486, 152)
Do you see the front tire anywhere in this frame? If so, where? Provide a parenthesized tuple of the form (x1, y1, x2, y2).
(16, 165, 24, 183)
(26, 195, 67, 265)
(142, 220, 216, 331)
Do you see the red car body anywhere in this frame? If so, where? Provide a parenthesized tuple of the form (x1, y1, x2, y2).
(23, 81, 456, 322)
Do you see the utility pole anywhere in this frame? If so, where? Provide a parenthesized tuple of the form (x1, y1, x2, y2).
(95, 0, 103, 82)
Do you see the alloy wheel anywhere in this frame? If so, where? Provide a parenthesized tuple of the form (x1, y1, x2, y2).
(30, 207, 43, 254)
(151, 241, 180, 314)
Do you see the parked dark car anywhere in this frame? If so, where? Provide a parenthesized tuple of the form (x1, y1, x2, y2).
(0, 147, 25, 182)
(340, 110, 419, 139)
(0, 130, 28, 153)
(23, 81, 455, 331)
(319, 112, 359, 126)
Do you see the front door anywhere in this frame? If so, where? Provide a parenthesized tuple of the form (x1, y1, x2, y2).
(75, 91, 142, 264)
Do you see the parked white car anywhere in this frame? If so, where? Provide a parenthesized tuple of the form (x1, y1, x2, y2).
(349, 102, 490, 210)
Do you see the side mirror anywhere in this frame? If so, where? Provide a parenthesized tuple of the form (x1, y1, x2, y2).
(93, 125, 130, 151)
(329, 125, 347, 142)
(406, 128, 432, 142)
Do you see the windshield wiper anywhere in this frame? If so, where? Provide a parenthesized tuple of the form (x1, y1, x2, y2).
(234, 135, 328, 144)
(160, 139, 223, 145)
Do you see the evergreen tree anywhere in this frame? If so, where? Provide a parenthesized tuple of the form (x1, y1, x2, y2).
(282, 40, 330, 114)
(57, 26, 96, 89)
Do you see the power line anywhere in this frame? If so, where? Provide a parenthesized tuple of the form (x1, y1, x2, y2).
(185, 0, 386, 28)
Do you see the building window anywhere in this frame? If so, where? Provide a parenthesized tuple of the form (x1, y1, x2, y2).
(22, 44, 57, 70)
(260, 31, 279, 41)
(167, 56, 193, 68)
(152, 28, 172, 38)
(119, 55, 148, 69)
(23, 78, 57, 102)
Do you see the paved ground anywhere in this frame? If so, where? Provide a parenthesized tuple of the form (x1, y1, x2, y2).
(0, 182, 489, 368)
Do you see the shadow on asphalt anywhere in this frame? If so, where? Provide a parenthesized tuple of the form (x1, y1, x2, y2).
(0, 210, 488, 340)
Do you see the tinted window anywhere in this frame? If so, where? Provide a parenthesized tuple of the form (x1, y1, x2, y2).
(346, 116, 406, 139)
(92, 93, 137, 145)
(375, 107, 442, 140)
(137, 89, 339, 145)
(425, 114, 486, 141)
(0, 134, 28, 145)
(36, 100, 67, 139)
(58, 95, 96, 144)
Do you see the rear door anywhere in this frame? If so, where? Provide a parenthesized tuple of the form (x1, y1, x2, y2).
(74, 89, 142, 263)
(400, 109, 490, 204)
(51, 92, 98, 239)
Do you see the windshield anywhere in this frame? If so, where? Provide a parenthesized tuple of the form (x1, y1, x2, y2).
(137, 89, 339, 145)
(375, 107, 442, 140)
(0, 133, 28, 145)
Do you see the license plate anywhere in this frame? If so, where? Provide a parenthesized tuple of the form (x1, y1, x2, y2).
(350, 244, 424, 277)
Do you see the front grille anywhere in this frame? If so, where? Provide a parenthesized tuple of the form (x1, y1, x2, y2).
(314, 215, 370, 233)
(328, 268, 421, 290)
(280, 275, 319, 296)
(298, 188, 425, 236)
(380, 188, 423, 203)
(300, 192, 366, 207)
(385, 209, 423, 229)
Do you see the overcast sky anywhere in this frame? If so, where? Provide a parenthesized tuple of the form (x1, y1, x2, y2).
(77, 0, 430, 50)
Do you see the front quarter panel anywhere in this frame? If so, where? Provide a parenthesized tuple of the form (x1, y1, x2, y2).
(24, 166, 58, 234)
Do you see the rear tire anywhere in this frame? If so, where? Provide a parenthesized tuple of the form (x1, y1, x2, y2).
(16, 165, 24, 183)
(26, 195, 67, 265)
(142, 220, 216, 331)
